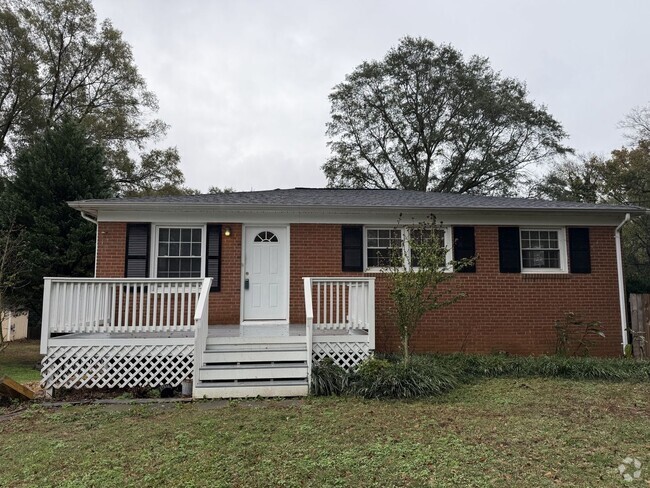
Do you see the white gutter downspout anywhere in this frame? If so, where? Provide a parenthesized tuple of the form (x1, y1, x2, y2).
(80, 212, 99, 277)
(615, 213, 631, 353)
(80, 211, 97, 225)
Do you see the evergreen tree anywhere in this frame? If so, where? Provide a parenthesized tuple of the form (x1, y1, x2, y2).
(2, 118, 111, 326)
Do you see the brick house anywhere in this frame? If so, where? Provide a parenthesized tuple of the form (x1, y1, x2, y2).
(40, 188, 645, 398)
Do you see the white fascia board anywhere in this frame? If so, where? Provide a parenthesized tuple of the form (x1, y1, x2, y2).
(95, 206, 628, 227)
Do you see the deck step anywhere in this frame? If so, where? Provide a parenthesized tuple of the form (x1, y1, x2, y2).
(206, 335, 306, 345)
(194, 380, 308, 399)
(199, 363, 307, 381)
(206, 342, 307, 352)
(197, 335, 310, 398)
(202, 348, 307, 364)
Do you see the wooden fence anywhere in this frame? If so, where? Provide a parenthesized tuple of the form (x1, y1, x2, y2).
(629, 293, 650, 358)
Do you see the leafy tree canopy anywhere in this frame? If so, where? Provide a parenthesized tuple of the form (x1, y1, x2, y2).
(534, 104, 650, 293)
(208, 186, 234, 194)
(0, 0, 185, 194)
(323, 36, 570, 195)
(532, 156, 604, 203)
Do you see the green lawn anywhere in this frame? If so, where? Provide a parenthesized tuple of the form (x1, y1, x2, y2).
(0, 340, 41, 384)
(1, 378, 649, 487)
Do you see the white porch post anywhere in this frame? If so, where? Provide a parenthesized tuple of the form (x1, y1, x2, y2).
(367, 277, 376, 352)
(40, 278, 52, 355)
(303, 277, 314, 390)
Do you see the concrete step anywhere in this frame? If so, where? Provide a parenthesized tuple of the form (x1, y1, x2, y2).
(193, 379, 309, 399)
(199, 363, 308, 381)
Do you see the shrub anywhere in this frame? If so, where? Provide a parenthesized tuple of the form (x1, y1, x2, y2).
(385, 216, 474, 362)
(554, 312, 605, 356)
(355, 357, 392, 376)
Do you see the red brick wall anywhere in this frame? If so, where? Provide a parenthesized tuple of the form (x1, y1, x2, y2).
(96, 222, 127, 277)
(208, 224, 241, 325)
(290, 224, 622, 357)
(96, 222, 622, 356)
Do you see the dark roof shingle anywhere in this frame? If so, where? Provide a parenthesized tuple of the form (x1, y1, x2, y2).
(70, 188, 646, 213)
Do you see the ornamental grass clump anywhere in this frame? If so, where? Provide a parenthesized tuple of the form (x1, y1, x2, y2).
(310, 358, 349, 396)
(348, 357, 458, 399)
(310, 354, 650, 399)
(424, 353, 650, 382)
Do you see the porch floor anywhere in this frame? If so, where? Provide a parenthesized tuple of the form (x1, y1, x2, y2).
(209, 324, 367, 338)
(48, 324, 368, 341)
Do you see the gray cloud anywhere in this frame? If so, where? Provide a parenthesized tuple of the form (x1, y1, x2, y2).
(93, 0, 650, 192)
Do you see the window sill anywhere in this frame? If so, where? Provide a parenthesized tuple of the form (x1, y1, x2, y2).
(521, 268, 567, 275)
(521, 273, 571, 281)
(364, 267, 453, 274)
(364, 267, 391, 274)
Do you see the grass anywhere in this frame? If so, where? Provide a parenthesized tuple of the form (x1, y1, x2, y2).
(1, 378, 649, 486)
(2, 342, 649, 485)
(0, 340, 41, 383)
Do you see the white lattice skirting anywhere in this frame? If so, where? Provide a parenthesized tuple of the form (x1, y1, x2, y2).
(312, 340, 371, 371)
(42, 343, 193, 390)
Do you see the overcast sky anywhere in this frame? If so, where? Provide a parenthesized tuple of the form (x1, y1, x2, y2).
(92, 0, 650, 193)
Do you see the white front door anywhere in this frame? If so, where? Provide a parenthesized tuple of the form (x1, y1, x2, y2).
(243, 226, 288, 321)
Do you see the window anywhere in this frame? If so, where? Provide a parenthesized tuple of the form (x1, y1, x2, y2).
(520, 228, 566, 272)
(366, 229, 402, 267)
(410, 228, 446, 268)
(155, 227, 204, 278)
(254, 231, 278, 243)
(365, 227, 451, 271)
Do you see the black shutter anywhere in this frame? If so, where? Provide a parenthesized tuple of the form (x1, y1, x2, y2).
(342, 225, 363, 272)
(568, 227, 591, 274)
(453, 226, 476, 273)
(206, 224, 222, 291)
(498, 227, 521, 273)
(125, 223, 150, 278)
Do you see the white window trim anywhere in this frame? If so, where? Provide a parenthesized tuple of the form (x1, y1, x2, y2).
(363, 226, 453, 273)
(520, 227, 568, 274)
(364, 227, 403, 272)
(150, 224, 207, 279)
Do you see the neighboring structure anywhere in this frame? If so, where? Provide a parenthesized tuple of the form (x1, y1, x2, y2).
(1, 311, 28, 342)
(40, 188, 646, 398)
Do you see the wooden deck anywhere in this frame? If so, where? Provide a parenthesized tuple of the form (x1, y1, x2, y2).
(40, 277, 375, 398)
(47, 323, 368, 341)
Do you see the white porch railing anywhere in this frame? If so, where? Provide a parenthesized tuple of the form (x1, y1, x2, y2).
(40, 277, 212, 390)
(306, 277, 375, 339)
(40, 277, 208, 354)
(193, 277, 212, 390)
(303, 277, 376, 375)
